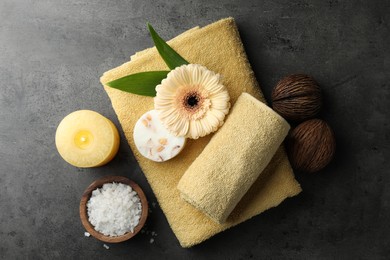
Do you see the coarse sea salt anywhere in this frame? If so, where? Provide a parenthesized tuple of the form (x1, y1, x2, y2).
(87, 182, 142, 237)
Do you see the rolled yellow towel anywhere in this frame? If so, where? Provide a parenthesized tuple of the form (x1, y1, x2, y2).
(100, 17, 301, 247)
(178, 93, 290, 223)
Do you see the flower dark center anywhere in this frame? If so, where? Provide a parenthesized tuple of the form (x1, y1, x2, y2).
(187, 95, 199, 107)
(183, 91, 202, 110)
(175, 87, 210, 120)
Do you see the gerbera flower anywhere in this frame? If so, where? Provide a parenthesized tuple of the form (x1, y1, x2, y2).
(154, 64, 230, 139)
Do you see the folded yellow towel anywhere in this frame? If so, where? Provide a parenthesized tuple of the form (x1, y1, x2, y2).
(178, 93, 290, 223)
(100, 17, 301, 247)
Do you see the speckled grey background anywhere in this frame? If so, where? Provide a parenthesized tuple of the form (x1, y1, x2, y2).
(1, 0, 389, 259)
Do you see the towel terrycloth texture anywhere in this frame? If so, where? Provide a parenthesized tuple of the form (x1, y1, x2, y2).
(178, 93, 291, 223)
(100, 17, 302, 248)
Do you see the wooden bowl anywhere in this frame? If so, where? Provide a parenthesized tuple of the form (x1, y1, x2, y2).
(79, 175, 148, 243)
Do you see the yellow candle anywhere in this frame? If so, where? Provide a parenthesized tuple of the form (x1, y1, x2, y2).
(55, 110, 120, 168)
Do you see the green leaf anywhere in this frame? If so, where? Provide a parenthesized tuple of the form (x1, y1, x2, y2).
(147, 23, 189, 70)
(106, 71, 170, 97)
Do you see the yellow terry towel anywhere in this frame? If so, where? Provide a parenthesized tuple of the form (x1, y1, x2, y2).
(178, 93, 291, 223)
(100, 17, 302, 247)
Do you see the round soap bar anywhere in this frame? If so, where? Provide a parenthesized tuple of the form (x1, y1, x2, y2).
(133, 110, 186, 162)
(55, 110, 120, 168)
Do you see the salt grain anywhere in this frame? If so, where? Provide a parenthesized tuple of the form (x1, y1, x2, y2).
(84, 232, 90, 237)
(87, 182, 142, 237)
(103, 244, 110, 250)
(150, 238, 154, 244)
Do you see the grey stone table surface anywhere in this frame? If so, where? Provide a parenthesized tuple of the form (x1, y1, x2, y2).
(1, 0, 389, 259)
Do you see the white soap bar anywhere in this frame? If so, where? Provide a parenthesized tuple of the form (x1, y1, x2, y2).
(133, 110, 186, 162)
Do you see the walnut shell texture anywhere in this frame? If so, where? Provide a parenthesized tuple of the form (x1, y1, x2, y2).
(272, 74, 322, 122)
(287, 119, 335, 173)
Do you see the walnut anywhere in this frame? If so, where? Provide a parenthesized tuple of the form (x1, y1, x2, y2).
(272, 74, 322, 122)
(287, 119, 336, 173)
